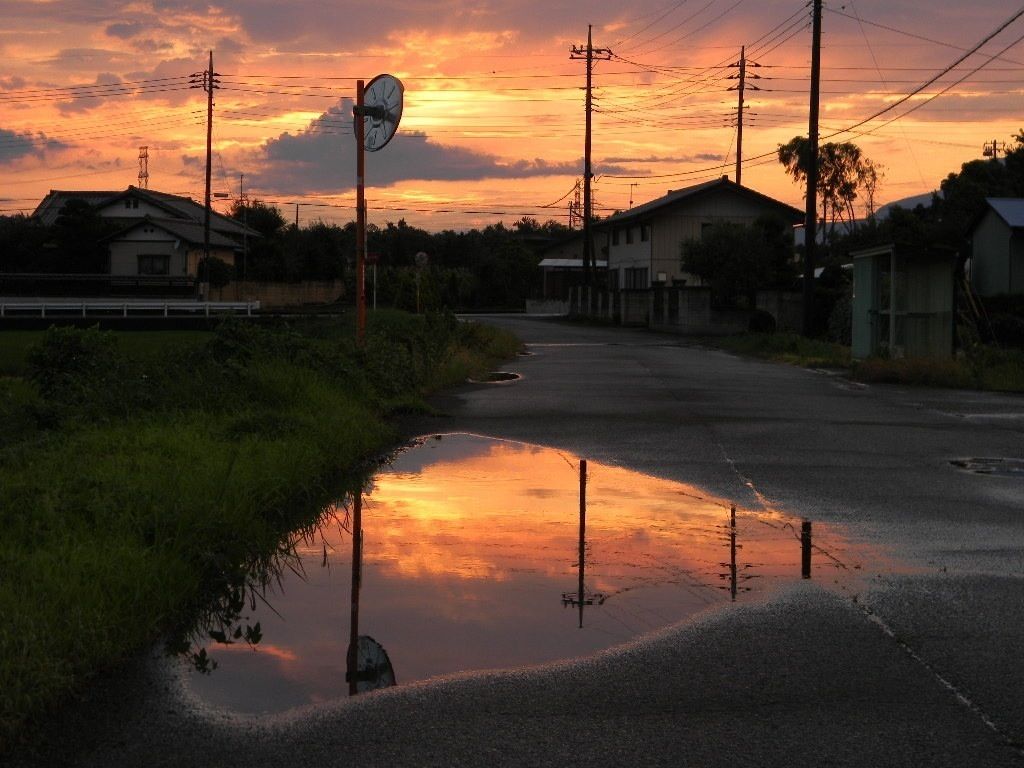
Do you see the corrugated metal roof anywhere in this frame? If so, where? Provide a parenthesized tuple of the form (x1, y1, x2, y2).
(985, 198, 1024, 228)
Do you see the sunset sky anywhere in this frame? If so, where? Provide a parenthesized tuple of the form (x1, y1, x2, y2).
(2, 0, 1022, 230)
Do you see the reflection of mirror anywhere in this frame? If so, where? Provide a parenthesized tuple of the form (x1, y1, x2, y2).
(345, 488, 396, 695)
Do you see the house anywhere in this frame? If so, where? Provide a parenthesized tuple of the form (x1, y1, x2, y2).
(968, 198, 1024, 296)
(597, 177, 803, 291)
(32, 186, 257, 281)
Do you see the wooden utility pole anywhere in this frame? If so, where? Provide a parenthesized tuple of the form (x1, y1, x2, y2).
(190, 51, 218, 300)
(803, 0, 823, 337)
(571, 27, 611, 285)
(729, 48, 759, 185)
(735, 47, 746, 185)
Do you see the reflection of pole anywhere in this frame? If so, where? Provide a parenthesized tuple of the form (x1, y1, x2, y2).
(347, 490, 363, 695)
(801, 520, 812, 579)
(355, 79, 367, 347)
(578, 459, 587, 629)
(729, 505, 738, 601)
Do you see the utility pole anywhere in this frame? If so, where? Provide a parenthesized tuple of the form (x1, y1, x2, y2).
(728, 47, 760, 186)
(190, 52, 219, 300)
(240, 173, 248, 281)
(983, 139, 1007, 159)
(571, 26, 612, 285)
(803, 0, 822, 337)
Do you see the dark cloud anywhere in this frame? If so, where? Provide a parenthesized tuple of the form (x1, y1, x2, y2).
(0, 128, 69, 163)
(244, 98, 630, 192)
(602, 153, 723, 164)
(0, 76, 27, 91)
(58, 72, 124, 113)
(106, 22, 146, 39)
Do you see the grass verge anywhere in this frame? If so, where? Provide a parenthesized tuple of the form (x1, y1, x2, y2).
(704, 332, 1024, 392)
(0, 311, 519, 747)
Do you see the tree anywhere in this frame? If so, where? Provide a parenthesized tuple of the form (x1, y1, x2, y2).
(680, 216, 796, 307)
(228, 199, 286, 238)
(778, 137, 882, 243)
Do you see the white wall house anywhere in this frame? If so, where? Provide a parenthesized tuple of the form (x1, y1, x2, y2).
(599, 177, 803, 290)
(33, 186, 257, 278)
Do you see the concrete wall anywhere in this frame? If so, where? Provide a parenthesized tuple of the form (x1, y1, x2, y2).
(212, 280, 345, 308)
(525, 299, 569, 315)
(756, 290, 803, 332)
(570, 285, 751, 335)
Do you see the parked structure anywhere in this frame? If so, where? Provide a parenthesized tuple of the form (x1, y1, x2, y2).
(850, 243, 957, 359)
(968, 198, 1024, 296)
(597, 177, 803, 291)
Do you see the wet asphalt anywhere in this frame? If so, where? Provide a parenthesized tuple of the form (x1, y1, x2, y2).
(11, 316, 1024, 767)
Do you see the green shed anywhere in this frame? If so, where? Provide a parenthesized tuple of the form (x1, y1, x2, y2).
(851, 243, 957, 359)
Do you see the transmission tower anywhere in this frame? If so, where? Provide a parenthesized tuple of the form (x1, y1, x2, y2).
(568, 180, 582, 229)
(137, 146, 149, 189)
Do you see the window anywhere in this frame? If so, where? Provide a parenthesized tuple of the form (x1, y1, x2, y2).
(626, 227, 634, 244)
(138, 254, 169, 275)
(641, 224, 650, 242)
(124, 199, 139, 209)
(612, 228, 620, 246)
(623, 267, 648, 289)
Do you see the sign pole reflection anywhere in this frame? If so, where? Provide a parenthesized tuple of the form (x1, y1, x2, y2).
(346, 489, 363, 696)
(345, 487, 397, 696)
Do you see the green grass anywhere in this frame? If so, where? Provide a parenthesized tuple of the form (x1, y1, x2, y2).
(0, 312, 519, 746)
(707, 332, 852, 369)
(707, 332, 1024, 392)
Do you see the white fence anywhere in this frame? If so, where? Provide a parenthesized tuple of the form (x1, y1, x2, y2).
(0, 300, 260, 318)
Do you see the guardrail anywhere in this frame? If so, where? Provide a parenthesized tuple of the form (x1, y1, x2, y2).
(0, 300, 261, 318)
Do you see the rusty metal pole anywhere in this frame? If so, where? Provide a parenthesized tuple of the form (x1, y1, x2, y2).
(347, 490, 363, 695)
(730, 504, 738, 601)
(801, 520, 812, 579)
(578, 459, 587, 629)
(355, 79, 367, 347)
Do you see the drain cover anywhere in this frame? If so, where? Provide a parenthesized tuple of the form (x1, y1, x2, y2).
(950, 458, 1024, 477)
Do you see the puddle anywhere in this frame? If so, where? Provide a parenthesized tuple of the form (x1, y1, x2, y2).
(467, 371, 520, 383)
(181, 433, 900, 715)
(951, 458, 1024, 477)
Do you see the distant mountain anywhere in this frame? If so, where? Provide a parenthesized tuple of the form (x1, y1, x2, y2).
(875, 191, 939, 218)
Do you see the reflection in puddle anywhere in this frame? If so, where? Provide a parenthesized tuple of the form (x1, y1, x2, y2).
(183, 433, 892, 715)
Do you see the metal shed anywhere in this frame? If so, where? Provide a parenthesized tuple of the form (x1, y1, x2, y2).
(851, 243, 957, 359)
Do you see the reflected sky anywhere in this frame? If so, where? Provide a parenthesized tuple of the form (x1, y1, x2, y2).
(184, 433, 892, 715)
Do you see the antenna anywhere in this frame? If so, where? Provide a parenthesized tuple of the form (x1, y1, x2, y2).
(138, 146, 149, 189)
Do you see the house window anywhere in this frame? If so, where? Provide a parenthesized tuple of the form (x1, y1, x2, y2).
(612, 228, 620, 246)
(138, 254, 169, 275)
(626, 227, 634, 244)
(641, 224, 650, 242)
(124, 199, 139, 209)
(624, 267, 648, 289)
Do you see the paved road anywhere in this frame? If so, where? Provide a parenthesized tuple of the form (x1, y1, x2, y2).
(14, 317, 1024, 766)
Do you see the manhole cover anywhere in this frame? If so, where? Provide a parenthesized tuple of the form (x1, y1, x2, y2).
(950, 458, 1024, 477)
(468, 371, 520, 383)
